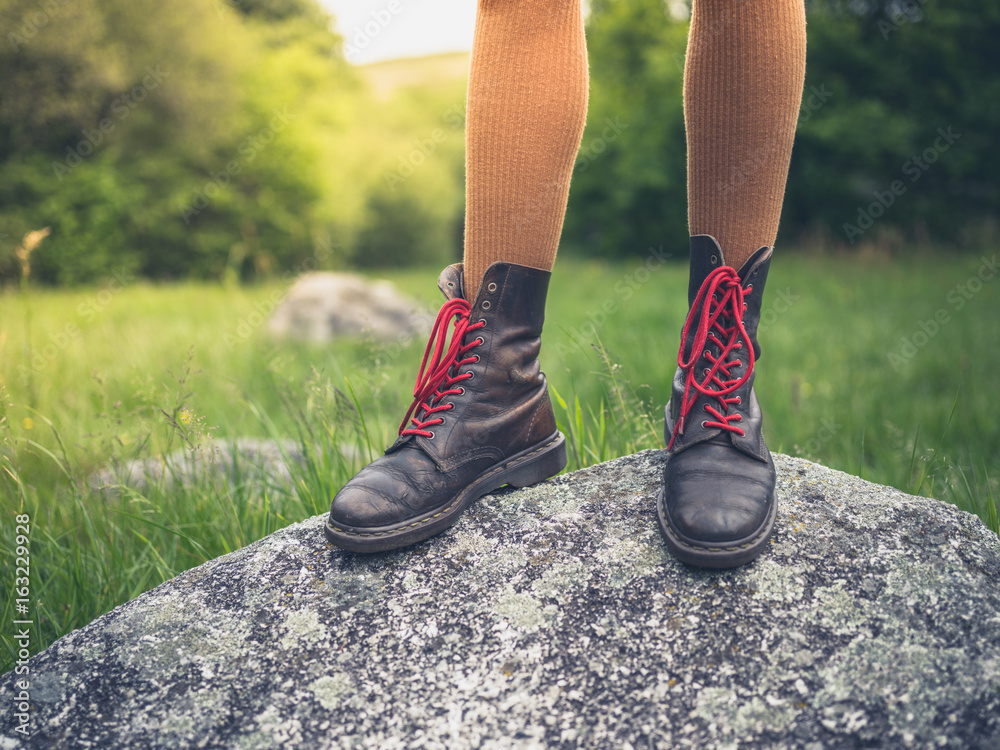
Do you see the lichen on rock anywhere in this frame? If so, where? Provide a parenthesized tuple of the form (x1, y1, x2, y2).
(3, 450, 999, 749)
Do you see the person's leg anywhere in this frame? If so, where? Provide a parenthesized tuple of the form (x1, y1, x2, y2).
(463, 0, 589, 299)
(685, 0, 806, 270)
(657, 0, 806, 568)
(326, 0, 588, 552)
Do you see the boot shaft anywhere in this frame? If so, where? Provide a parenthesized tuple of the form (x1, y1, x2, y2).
(667, 236, 773, 461)
(396, 261, 557, 467)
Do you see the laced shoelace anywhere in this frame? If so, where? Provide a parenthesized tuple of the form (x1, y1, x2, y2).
(667, 266, 755, 450)
(399, 298, 485, 438)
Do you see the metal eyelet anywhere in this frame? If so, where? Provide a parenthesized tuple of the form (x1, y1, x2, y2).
(734, 396, 741, 404)
(475, 337, 485, 345)
(427, 431, 436, 439)
(703, 368, 710, 376)
(700, 421, 709, 429)
(710, 255, 718, 265)
(466, 371, 475, 380)
(457, 387, 466, 396)
(487, 282, 497, 293)
(481, 300, 491, 310)
(703, 350, 711, 358)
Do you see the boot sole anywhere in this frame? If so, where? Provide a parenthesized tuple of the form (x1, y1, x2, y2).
(325, 432, 567, 554)
(655, 480, 777, 569)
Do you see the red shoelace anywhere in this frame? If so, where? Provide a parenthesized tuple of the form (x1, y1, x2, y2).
(667, 266, 755, 450)
(399, 298, 485, 438)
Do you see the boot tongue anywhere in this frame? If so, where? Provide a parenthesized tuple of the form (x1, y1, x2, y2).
(437, 264, 465, 301)
(736, 245, 774, 285)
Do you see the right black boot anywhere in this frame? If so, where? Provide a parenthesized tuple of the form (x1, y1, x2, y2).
(657, 235, 778, 568)
(325, 261, 566, 553)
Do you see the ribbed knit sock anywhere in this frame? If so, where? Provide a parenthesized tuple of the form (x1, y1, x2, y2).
(684, 0, 807, 269)
(463, 0, 589, 300)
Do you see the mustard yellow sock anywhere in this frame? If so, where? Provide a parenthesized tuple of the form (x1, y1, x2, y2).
(685, 0, 807, 269)
(463, 0, 589, 299)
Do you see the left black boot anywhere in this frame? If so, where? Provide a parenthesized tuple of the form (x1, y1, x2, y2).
(657, 235, 777, 568)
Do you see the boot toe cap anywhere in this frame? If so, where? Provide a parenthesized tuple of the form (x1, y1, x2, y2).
(669, 491, 769, 543)
(662, 443, 775, 545)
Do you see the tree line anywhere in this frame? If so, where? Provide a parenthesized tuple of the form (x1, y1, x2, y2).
(0, 0, 996, 285)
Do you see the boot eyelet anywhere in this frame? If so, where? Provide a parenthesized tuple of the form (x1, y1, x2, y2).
(475, 337, 485, 345)
(700, 420, 709, 428)
(466, 371, 476, 380)
(703, 368, 710, 376)
(734, 396, 741, 404)
(427, 431, 436, 439)
(482, 300, 491, 310)
(703, 349, 711, 358)
(487, 282, 497, 293)
(473, 355, 480, 363)
(710, 255, 718, 265)
(457, 387, 466, 395)
(478, 319, 487, 327)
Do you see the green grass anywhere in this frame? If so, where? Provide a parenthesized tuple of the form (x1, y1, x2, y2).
(2, 250, 998, 673)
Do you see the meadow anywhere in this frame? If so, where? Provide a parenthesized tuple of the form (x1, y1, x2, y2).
(1, 249, 998, 672)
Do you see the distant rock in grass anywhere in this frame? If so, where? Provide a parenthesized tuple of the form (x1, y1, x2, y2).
(88, 437, 358, 493)
(7, 451, 1000, 748)
(267, 272, 433, 343)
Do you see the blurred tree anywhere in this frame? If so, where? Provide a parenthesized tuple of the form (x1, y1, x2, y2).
(786, 0, 1000, 248)
(563, 0, 689, 258)
(563, 0, 999, 257)
(0, 0, 360, 283)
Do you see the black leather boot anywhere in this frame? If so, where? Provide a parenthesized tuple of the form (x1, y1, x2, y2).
(325, 261, 566, 553)
(657, 235, 777, 568)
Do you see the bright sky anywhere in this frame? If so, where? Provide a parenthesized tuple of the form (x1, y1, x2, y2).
(319, 0, 477, 65)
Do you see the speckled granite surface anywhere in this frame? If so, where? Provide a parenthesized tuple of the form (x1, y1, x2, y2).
(3, 450, 999, 749)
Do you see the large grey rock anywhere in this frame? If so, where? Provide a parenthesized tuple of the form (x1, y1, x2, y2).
(3, 451, 999, 749)
(267, 272, 433, 343)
